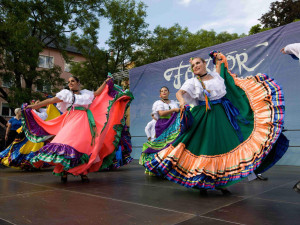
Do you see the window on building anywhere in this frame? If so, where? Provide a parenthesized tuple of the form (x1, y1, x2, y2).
(1, 103, 13, 116)
(1, 79, 13, 88)
(38, 55, 54, 68)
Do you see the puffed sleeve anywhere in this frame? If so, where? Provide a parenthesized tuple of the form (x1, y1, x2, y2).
(56, 89, 73, 103)
(152, 100, 165, 119)
(180, 78, 201, 105)
(284, 43, 300, 59)
(74, 89, 94, 105)
(55, 89, 73, 113)
(152, 100, 164, 113)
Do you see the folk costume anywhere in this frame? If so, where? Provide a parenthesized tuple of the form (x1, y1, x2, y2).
(144, 52, 289, 189)
(139, 99, 181, 174)
(0, 104, 60, 170)
(21, 80, 133, 176)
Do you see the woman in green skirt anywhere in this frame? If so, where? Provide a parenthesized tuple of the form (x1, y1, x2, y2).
(144, 51, 289, 194)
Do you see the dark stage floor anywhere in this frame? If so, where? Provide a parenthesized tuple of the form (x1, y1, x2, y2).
(0, 160, 299, 225)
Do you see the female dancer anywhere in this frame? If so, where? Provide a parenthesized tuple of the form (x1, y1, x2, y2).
(145, 52, 288, 194)
(22, 76, 133, 182)
(139, 87, 180, 175)
(0, 101, 60, 170)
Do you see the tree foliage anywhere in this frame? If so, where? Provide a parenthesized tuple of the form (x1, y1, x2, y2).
(259, 0, 300, 28)
(70, 21, 108, 91)
(248, 24, 271, 35)
(104, 0, 149, 72)
(0, 0, 104, 108)
(134, 24, 243, 66)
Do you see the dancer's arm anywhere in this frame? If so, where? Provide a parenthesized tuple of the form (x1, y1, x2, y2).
(94, 78, 112, 96)
(5, 122, 11, 141)
(215, 53, 224, 74)
(176, 90, 186, 109)
(26, 97, 62, 110)
(158, 108, 180, 117)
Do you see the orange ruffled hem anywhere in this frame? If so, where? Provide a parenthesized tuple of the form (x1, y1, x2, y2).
(155, 72, 282, 179)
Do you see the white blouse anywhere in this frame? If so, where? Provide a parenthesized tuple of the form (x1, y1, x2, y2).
(284, 43, 300, 60)
(145, 119, 157, 141)
(55, 89, 94, 113)
(152, 100, 179, 119)
(33, 108, 48, 121)
(180, 71, 226, 106)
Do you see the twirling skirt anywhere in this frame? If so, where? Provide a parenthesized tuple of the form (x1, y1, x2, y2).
(22, 81, 134, 176)
(0, 105, 61, 170)
(145, 64, 289, 189)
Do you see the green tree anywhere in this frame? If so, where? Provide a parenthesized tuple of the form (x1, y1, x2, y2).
(259, 0, 300, 28)
(104, 0, 149, 72)
(135, 25, 243, 66)
(0, 0, 104, 108)
(134, 24, 191, 66)
(69, 21, 109, 91)
(248, 24, 271, 35)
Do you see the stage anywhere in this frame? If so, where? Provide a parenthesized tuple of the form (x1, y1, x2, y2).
(0, 161, 299, 225)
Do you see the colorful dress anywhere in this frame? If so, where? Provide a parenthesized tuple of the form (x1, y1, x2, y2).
(145, 59, 289, 189)
(139, 99, 180, 173)
(99, 85, 133, 170)
(0, 104, 60, 170)
(22, 80, 133, 176)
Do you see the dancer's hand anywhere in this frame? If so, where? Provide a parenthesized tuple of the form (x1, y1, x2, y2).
(216, 53, 224, 66)
(280, 48, 286, 54)
(179, 102, 186, 109)
(172, 108, 180, 113)
(26, 104, 36, 110)
(105, 77, 112, 84)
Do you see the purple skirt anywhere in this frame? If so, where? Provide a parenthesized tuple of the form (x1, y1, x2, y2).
(155, 113, 177, 138)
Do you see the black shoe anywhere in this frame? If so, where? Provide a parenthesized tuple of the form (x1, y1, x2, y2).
(61, 174, 68, 183)
(293, 181, 300, 193)
(81, 175, 89, 183)
(217, 188, 232, 196)
(256, 174, 268, 181)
